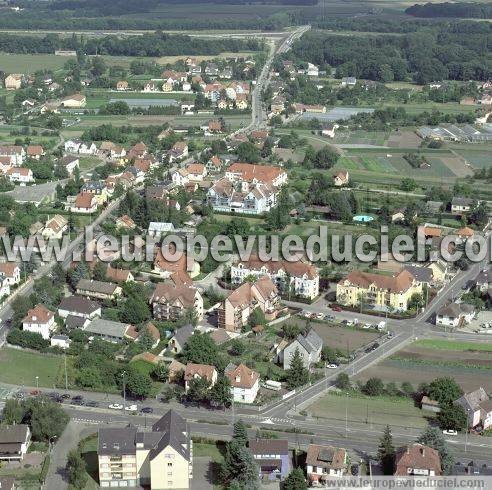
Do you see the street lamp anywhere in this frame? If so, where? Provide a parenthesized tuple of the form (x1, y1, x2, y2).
(465, 408, 470, 453)
(35, 376, 39, 390)
(49, 436, 57, 453)
(121, 371, 126, 409)
(345, 391, 349, 438)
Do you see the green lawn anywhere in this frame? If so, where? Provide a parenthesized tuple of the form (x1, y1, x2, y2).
(193, 442, 225, 462)
(307, 392, 432, 430)
(78, 435, 99, 490)
(0, 53, 71, 72)
(0, 348, 63, 388)
(412, 339, 492, 352)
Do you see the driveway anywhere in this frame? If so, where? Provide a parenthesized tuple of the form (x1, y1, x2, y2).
(191, 456, 213, 490)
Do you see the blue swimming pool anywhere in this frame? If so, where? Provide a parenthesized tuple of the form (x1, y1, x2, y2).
(353, 214, 374, 223)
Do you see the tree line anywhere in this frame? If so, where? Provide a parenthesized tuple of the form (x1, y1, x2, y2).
(406, 2, 492, 19)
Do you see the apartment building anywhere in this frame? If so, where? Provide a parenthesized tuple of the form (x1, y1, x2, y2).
(336, 269, 422, 311)
(98, 410, 192, 489)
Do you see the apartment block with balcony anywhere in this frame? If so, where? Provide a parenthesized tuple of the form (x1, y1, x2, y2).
(98, 410, 192, 489)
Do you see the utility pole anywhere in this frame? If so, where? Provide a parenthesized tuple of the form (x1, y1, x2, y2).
(122, 371, 126, 409)
(345, 391, 348, 438)
(64, 354, 68, 390)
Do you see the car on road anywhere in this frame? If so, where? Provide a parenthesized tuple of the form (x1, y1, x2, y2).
(314, 312, 324, 320)
(141, 407, 153, 414)
(326, 364, 338, 369)
(85, 401, 99, 407)
(125, 404, 138, 412)
(29, 389, 41, 396)
(443, 429, 458, 436)
(109, 403, 123, 410)
(330, 304, 342, 312)
(324, 314, 335, 321)
(61, 393, 71, 399)
(71, 399, 85, 406)
(362, 323, 372, 329)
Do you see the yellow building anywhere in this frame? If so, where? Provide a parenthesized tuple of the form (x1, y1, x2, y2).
(98, 410, 192, 489)
(336, 269, 422, 311)
(4, 74, 22, 90)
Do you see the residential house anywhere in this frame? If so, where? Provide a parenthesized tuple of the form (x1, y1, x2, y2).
(81, 181, 108, 204)
(127, 142, 148, 160)
(147, 222, 175, 239)
(207, 120, 222, 133)
(76, 279, 122, 300)
(307, 63, 319, 77)
(153, 247, 190, 277)
(4, 74, 22, 90)
(22, 304, 55, 340)
(61, 93, 86, 108)
(207, 163, 287, 215)
(435, 303, 475, 328)
(70, 192, 98, 214)
(456, 226, 475, 241)
(168, 359, 186, 383)
(186, 163, 207, 182)
(150, 273, 203, 321)
(169, 142, 188, 162)
(168, 324, 195, 354)
(116, 214, 136, 230)
(26, 145, 44, 160)
(106, 265, 134, 284)
(184, 363, 217, 392)
(83, 318, 132, 343)
(402, 265, 434, 286)
(218, 276, 279, 332)
(231, 256, 319, 300)
(306, 444, 348, 483)
(474, 267, 491, 292)
(333, 169, 349, 187)
(59, 155, 79, 175)
(206, 155, 222, 172)
(336, 269, 422, 311)
(0, 145, 25, 166)
(143, 81, 156, 92)
(420, 395, 441, 413)
(225, 363, 260, 404)
(341, 77, 357, 87)
(51, 334, 71, 349)
(58, 295, 101, 320)
(321, 123, 337, 138)
(248, 439, 290, 481)
(278, 328, 323, 370)
(98, 410, 192, 489)
(0, 425, 31, 461)
(236, 93, 248, 110)
(455, 387, 492, 429)
(116, 81, 129, 91)
(0, 262, 20, 285)
(451, 197, 473, 215)
(394, 444, 441, 476)
(64, 139, 97, 155)
(126, 322, 161, 349)
(42, 214, 68, 240)
(6, 167, 34, 183)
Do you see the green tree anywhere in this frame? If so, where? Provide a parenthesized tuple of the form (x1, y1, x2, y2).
(2, 399, 25, 425)
(417, 426, 454, 475)
(335, 373, 351, 390)
(284, 468, 307, 490)
(408, 293, 424, 311)
(313, 146, 339, 169)
(77, 367, 102, 388)
(152, 362, 169, 382)
(248, 308, 266, 328)
(229, 339, 246, 356)
(378, 425, 395, 475)
(120, 296, 151, 324)
(363, 378, 384, 396)
(66, 449, 88, 490)
(23, 397, 70, 441)
(181, 333, 219, 366)
(400, 382, 414, 396)
(125, 369, 152, 398)
(210, 375, 232, 407)
(223, 439, 260, 489)
(282, 323, 301, 340)
(286, 348, 309, 390)
(437, 404, 467, 432)
(186, 376, 210, 403)
(232, 420, 249, 446)
(237, 142, 260, 163)
(427, 377, 463, 407)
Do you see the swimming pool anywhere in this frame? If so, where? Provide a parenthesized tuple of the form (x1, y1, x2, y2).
(353, 214, 374, 223)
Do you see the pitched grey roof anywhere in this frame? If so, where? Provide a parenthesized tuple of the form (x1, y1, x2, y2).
(451, 197, 473, 207)
(403, 265, 433, 284)
(98, 427, 137, 456)
(83, 318, 129, 339)
(248, 439, 288, 455)
(296, 328, 323, 354)
(455, 387, 488, 411)
(172, 324, 195, 348)
(151, 410, 189, 460)
(76, 279, 118, 296)
(58, 295, 100, 315)
(438, 302, 475, 318)
(65, 314, 88, 330)
(0, 425, 29, 444)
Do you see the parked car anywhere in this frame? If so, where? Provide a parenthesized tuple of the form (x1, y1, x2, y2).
(125, 404, 138, 412)
(324, 314, 335, 321)
(109, 403, 123, 410)
(330, 304, 342, 312)
(443, 429, 458, 436)
(326, 364, 338, 369)
(141, 407, 153, 414)
(85, 400, 99, 407)
(61, 393, 71, 399)
(315, 312, 324, 320)
(30, 390, 41, 396)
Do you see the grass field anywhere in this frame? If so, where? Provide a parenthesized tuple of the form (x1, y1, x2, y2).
(0, 348, 62, 388)
(0, 53, 71, 72)
(357, 341, 492, 391)
(307, 392, 431, 430)
(453, 148, 492, 169)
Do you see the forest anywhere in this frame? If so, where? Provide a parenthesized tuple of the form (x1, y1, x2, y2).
(0, 32, 262, 57)
(289, 23, 492, 83)
(406, 2, 492, 19)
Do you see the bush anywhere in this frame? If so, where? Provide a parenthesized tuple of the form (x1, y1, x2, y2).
(363, 377, 384, 396)
(7, 329, 50, 351)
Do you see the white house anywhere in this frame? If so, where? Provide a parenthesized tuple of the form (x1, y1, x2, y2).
(6, 167, 34, 183)
(455, 387, 492, 430)
(22, 304, 55, 340)
(435, 303, 475, 328)
(172, 168, 190, 187)
(0, 262, 21, 286)
(50, 334, 71, 349)
(58, 295, 101, 320)
(0, 425, 31, 462)
(225, 363, 259, 404)
(60, 155, 79, 175)
(64, 139, 97, 155)
(306, 444, 348, 483)
(147, 222, 175, 239)
(70, 193, 98, 214)
(230, 257, 319, 300)
(0, 273, 10, 299)
(307, 63, 319, 77)
(278, 329, 323, 370)
(42, 215, 68, 240)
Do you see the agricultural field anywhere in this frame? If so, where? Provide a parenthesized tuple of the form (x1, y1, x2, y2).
(307, 392, 431, 430)
(0, 53, 71, 72)
(452, 147, 492, 169)
(331, 130, 390, 146)
(356, 340, 492, 392)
